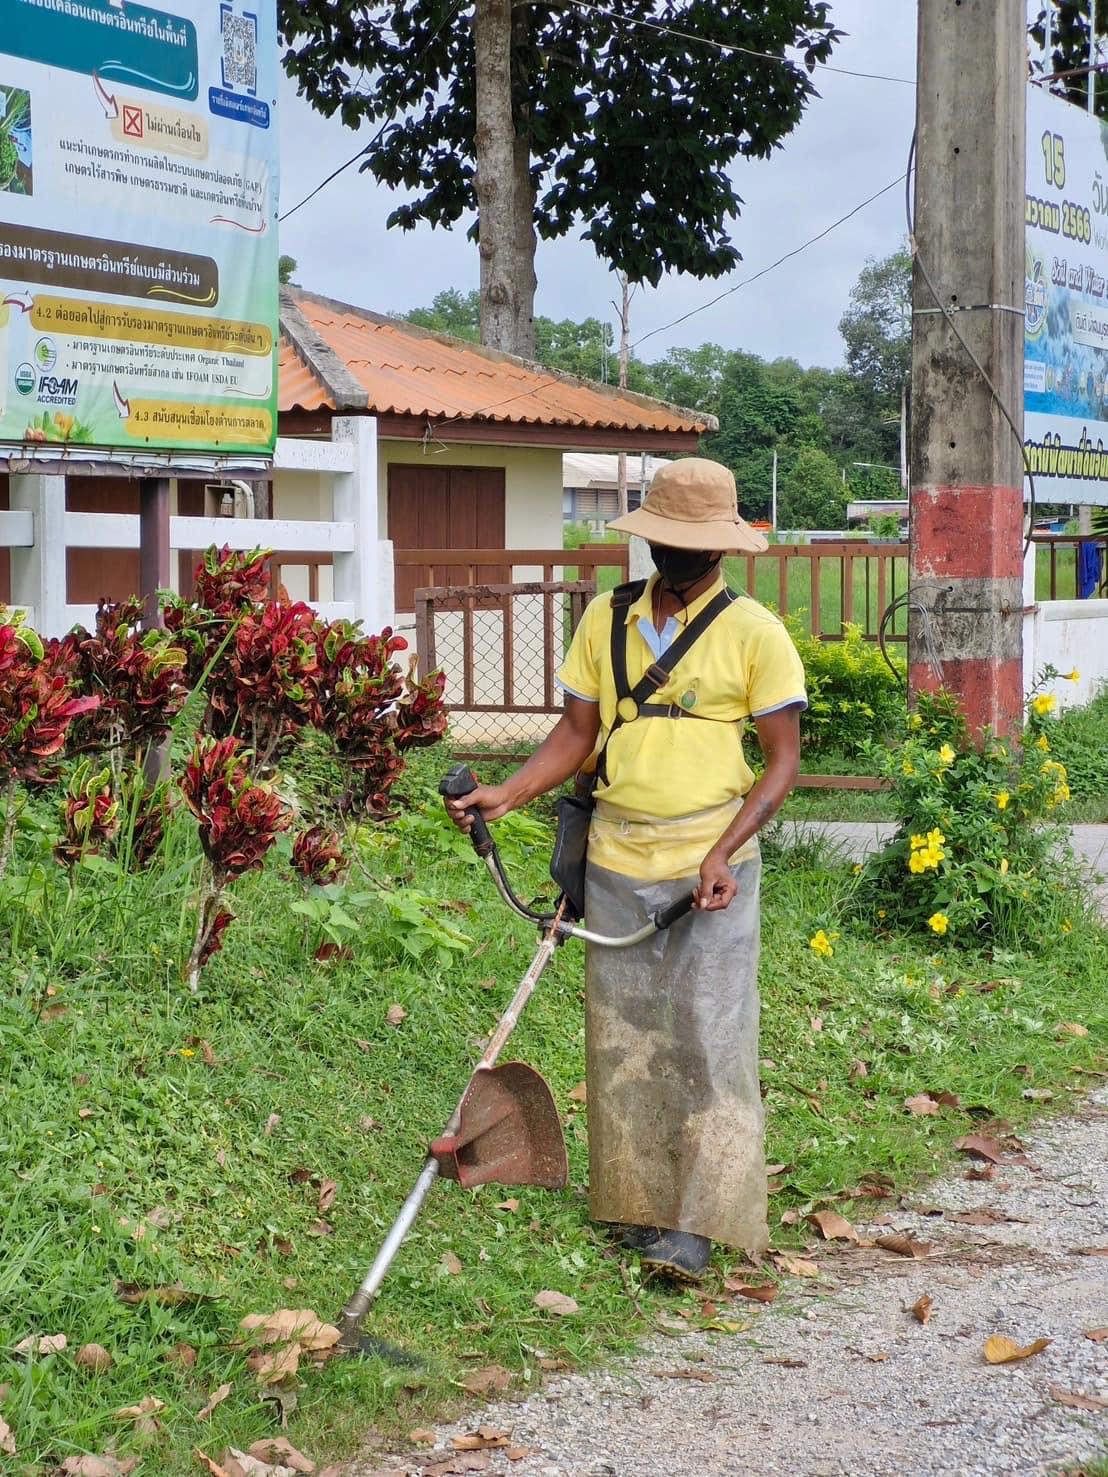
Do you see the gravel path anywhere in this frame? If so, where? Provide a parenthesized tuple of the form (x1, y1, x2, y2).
(351, 1091, 1108, 1477)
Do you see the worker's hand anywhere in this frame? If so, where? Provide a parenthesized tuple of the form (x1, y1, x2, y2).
(445, 782, 514, 832)
(694, 848, 737, 911)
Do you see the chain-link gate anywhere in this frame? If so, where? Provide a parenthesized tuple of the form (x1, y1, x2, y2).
(414, 580, 596, 753)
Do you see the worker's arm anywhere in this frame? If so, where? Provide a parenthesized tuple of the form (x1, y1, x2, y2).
(446, 696, 602, 830)
(694, 705, 802, 911)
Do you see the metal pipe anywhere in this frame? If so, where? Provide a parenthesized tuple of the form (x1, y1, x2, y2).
(560, 918, 663, 948)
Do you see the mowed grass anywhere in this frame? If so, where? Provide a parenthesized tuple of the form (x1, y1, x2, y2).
(0, 751, 1106, 1473)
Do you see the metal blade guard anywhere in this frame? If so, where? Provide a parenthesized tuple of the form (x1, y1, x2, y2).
(430, 1061, 569, 1190)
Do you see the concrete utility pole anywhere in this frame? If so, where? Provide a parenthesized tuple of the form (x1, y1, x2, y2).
(614, 272, 633, 519)
(909, 0, 1026, 737)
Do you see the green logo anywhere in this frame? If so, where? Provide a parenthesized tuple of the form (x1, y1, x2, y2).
(14, 362, 35, 396)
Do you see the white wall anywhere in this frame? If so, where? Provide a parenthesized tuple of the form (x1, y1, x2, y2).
(1023, 543, 1108, 709)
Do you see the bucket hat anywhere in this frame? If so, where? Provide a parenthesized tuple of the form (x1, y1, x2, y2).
(608, 457, 768, 553)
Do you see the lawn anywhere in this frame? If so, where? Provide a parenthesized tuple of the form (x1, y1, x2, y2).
(1, 747, 1106, 1475)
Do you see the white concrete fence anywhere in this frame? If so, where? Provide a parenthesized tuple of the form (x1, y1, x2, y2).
(1, 416, 394, 637)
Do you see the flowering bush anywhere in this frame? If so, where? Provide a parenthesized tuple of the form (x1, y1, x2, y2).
(855, 669, 1083, 946)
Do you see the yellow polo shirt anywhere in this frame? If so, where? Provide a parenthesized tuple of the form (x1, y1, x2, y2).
(557, 574, 806, 880)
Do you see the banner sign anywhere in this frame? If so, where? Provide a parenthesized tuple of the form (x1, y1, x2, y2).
(1025, 85, 1108, 505)
(0, 0, 278, 459)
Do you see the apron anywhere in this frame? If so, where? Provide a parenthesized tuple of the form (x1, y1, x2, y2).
(583, 850, 768, 1255)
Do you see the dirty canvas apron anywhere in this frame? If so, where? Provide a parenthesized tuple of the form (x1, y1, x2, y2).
(583, 847, 768, 1255)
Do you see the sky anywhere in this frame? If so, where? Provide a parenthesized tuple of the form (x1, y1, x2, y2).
(276, 0, 919, 372)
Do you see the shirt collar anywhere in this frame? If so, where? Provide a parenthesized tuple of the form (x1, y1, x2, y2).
(624, 571, 727, 627)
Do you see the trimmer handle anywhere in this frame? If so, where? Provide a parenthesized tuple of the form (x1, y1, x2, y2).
(653, 892, 696, 931)
(439, 765, 495, 858)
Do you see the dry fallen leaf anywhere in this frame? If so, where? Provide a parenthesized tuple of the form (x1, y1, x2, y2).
(1084, 1327, 1108, 1342)
(538, 1357, 572, 1372)
(0, 1416, 14, 1457)
(442, 1251, 463, 1276)
(165, 1342, 197, 1368)
(453, 1427, 511, 1451)
(724, 1280, 779, 1304)
(983, 1334, 1051, 1364)
(1056, 1021, 1089, 1038)
(194, 1456, 230, 1477)
(238, 1309, 340, 1353)
(911, 1294, 934, 1325)
(533, 1289, 579, 1316)
(875, 1234, 933, 1259)
(247, 1342, 300, 1387)
(246, 1437, 317, 1472)
(953, 1133, 1004, 1164)
(263, 1113, 281, 1137)
(1048, 1384, 1108, 1412)
(59, 1458, 138, 1476)
(76, 1343, 114, 1373)
(773, 1254, 820, 1279)
(1022, 1088, 1055, 1102)
(652, 1368, 719, 1384)
(806, 1210, 859, 1243)
(966, 1164, 996, 1182)
(316, 1179, 337, 1215)
(428, 1457, 493, 1477)
(948, 1207, 1021, 1227)
(114, 1395, 166, 1421)
(458, 1364, 513, 1396)
(306, 1220, 334, 1237)
(495, 1199, 520, 1213)
(14, 1332, 67, 1357)
(567, 1081, 587, 1104)
(197, 1383, 232, 1421)
(506, 1448, 536, 1462)
(904, 1093, 940, 1117)
(848, 1059, 869, 1081)
(409, 1428, 438, 1447)
(385, 1003, 408, 1027)
(762, 1356, 807, 1368)
(1071, 1246, 1108, 1257)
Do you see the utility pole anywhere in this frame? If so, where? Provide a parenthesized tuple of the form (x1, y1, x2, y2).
(909, 0, 1026, 737)
(614, 272, 633, 518)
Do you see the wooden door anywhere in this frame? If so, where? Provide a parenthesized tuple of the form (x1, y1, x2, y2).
(388, 464, 507, 609)
(66, 477, 140, 607)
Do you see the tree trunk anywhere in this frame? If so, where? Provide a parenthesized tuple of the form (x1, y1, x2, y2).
(474, 0, 536, 357)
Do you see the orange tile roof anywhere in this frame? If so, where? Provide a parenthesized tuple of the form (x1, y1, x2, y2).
(278, 289, 713, 437)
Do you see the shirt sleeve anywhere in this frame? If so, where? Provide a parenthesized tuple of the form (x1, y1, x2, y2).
(743, 616, 808, 717)
(557, 594, 606, 703)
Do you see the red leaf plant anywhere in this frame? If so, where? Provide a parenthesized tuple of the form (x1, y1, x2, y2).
(0, 608, 100, 877)
(55, 598, 189, 759)
(179, 735, 292, 988)
(54, 760, 120, 868)
(292, 825, 347, 887)
(163, 545, 273, 688)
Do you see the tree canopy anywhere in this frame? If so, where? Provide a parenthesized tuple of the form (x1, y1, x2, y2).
(280, 1, 841, 353)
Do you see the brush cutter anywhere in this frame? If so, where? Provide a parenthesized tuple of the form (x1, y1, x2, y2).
(335, 766, 696, 1354)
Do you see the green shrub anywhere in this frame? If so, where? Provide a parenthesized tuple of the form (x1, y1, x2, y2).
(865, 513, 903, 539)
(1050, 683, 1108, 801)
(788, 620, 905, 758)
(855, 674, 1085, 947)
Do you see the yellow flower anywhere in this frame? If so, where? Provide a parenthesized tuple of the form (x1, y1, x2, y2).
(179, 1048, 195, 1058)
(1036, 735, 1050, 752)
(995, 790, 1009, 811)
(809, 929, 835, 958)
(999, 858, 1009, 875)
(902, 759, 915, 776)
(938, 743, 956, 766)
(927, 912, 950, 935)
(926, 828, 946, 847)
(851, 863, 863, 876)
(908, 852, 927, 874)
(1054, 782, 1071, 805)
(909, 713, 923, 730)
(1041, 758, 1067, 779)
(1031, 693, 1056, 716)
(910, 833, 927, 851)
(877, 908, 887, 919)
(1060, 919, 1073, 934)
(1065, 669, 1079, 682)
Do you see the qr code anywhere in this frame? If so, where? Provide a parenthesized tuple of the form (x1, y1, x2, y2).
(221, 9, 257, 94)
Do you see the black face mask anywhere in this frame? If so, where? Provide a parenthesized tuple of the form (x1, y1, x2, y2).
(649, 544, 720, 595)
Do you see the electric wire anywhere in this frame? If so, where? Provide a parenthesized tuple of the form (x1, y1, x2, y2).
(563, 0, 915, 86)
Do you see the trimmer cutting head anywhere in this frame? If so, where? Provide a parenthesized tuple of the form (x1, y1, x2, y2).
(430, 1062, 569, 1190)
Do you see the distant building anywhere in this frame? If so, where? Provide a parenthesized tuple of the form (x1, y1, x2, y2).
(846, 499, 910, 526)
(562, 452, 672, 524)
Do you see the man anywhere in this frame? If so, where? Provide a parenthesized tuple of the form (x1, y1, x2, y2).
(447, 458, 806, 1282)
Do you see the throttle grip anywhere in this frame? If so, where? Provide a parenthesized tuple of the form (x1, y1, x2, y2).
(438, 765, 495, 858)
(653, 892, 696, 931)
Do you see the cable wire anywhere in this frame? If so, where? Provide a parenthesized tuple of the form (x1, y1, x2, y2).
(563, 0, 915, 86)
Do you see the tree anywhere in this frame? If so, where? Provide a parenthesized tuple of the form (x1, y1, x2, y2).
(838, 248, 911, 404)
(778, 445, 848, 531)
(1029, 3, 1108, 118)
(278, 254, 298, 284)
(279, 1, 842, 356)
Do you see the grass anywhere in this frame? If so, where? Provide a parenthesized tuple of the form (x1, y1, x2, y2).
(1, 748, 1106, 1474)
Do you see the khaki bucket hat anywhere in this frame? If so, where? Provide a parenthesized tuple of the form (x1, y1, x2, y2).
(608, 457, 768, 553)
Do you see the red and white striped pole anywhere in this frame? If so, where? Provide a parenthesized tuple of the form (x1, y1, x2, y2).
(909, 0, 1026, 739)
